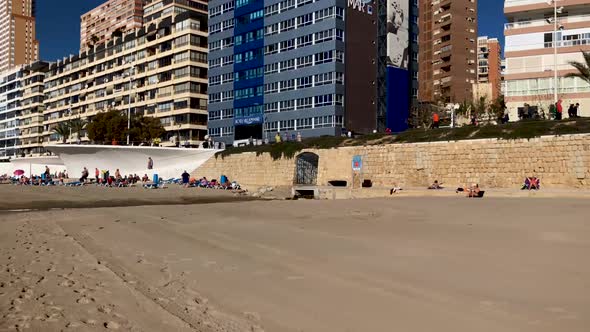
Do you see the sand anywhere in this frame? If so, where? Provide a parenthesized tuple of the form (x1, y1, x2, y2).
(1, 191, 589, 331)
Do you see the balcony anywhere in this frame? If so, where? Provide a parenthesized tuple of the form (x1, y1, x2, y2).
(505, 15, 590, 31)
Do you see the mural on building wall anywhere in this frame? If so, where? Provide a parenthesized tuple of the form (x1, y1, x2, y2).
(387, 0, 409, 69)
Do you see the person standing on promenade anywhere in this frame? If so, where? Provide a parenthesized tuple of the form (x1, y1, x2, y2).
(432, 112, 440, 129)
(147, 157, 153, 170)
(556, 99, 563, 120)
(181, 170, 190, 188)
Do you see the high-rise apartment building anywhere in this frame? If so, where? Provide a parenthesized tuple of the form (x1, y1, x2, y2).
(0, 67, 22, 157)
(504, 0, 590, 119)
(418, 0, 478, 103)
(207, 0, 378, 145)
(476, 36, 501, 99)
(42, 0, 209, 147)
(80, 0, 144, 51)
(0, 0, 39, 72)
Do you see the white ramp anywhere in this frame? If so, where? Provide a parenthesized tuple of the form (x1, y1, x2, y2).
(46, 145, 220, 180)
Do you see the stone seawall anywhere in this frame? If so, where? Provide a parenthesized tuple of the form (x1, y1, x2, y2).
(193, 134, 590, 189)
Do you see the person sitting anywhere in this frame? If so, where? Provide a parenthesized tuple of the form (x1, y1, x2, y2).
(142, 174, 149, 182)
(389, 185, 403, 195)
(428, 180, 443, 190)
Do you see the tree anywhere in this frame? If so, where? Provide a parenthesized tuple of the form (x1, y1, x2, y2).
(489, 95, 507, 124)
(565, 51, 590, 84)
(52, 122, 71, 144)
(471, 95, 489, 123)
(69, 117, 87, 141)
(86, 110, 127, 144)
(128, 115, 165, 144)
(87, 110, 165, 145)
(408, 102, 435, 130)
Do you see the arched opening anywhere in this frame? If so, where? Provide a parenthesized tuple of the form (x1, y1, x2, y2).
(294, 152, 319, 185)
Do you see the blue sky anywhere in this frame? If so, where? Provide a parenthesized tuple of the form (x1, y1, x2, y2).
(38, 1, 507, 61)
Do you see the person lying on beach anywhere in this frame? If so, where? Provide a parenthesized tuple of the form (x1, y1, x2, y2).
(428, 180, 443, 190)
(458, 184, 482, 197)
(390, 186, 403, 195)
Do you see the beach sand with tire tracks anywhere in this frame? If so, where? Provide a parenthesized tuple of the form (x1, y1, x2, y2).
(0, 187, 589, 331)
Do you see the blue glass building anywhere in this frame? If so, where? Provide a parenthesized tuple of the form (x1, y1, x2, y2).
(207, 0, 371, 145)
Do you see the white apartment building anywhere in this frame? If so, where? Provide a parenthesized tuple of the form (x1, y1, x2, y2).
(0, 67, 22, 157)
(504, 0, 590, 119)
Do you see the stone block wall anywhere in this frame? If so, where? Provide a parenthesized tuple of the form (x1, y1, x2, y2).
(193, 134, 590, 189)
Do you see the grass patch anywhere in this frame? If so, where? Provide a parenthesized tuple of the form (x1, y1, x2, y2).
(217, 118, 590, 160)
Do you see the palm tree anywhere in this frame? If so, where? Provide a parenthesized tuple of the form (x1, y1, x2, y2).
(52, 122, 71, 144)
(69, 117, 88, 142)
(565, 51, 590, 84)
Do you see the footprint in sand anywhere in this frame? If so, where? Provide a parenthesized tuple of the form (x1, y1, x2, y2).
(76, 295, 95, 305)
(59, 279, 75, 288)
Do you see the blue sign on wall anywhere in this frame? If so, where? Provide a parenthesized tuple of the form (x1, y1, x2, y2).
(352, 155, 362, 171)
(234, 116, 263, 126)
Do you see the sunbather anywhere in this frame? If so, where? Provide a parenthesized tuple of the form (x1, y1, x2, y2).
(428, 180, 443, 190)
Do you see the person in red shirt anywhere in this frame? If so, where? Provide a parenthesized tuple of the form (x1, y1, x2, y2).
(432, 112, 440, 129)
(556, 99, 563, 120)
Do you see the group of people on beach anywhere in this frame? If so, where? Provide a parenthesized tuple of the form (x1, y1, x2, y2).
(179, 172, 241, 190)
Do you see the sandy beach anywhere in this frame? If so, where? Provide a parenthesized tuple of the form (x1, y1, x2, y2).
(0, 189, 589, 331)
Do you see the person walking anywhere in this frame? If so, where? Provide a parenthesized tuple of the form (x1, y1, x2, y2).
(80, 167, 89, 183)
(568, 104, 575, 118)
(275, 132, 282, 143)
(432, 112, 440, 129)
(574, 103, 580, 118)
(181, 170, 190, 188)
(147, 157, 153, 170)
(556, 99, 563, 120)
(95, 168, 100, 183)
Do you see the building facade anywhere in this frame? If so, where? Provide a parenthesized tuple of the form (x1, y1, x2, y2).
(80, 0, 144, 51)
(476, 36, 501, 99)
(504, 0, 590, 119)
(0, 0, 39, 72)
(42, 0, 209, 147)
(207, 0, 378, 145)
(418, 0, 478, 103)
(0, 67, 22, 157)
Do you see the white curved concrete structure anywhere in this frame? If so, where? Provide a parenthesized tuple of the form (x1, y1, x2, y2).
(0, 156, 66, 177)
(46, 145, 220, 180)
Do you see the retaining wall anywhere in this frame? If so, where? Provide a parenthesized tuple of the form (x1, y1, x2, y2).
(193, 134, 590, 189)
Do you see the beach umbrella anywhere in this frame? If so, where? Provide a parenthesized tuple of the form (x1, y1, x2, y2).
(13, 170, 25, 176)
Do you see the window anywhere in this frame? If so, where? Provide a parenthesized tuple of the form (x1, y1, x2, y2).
(315, 29, 334, 43)
(265, 102, 278, 113)
(280, 59, 295, 71)
(297, 76, 313, 89)
(280, 119, 295, 131)
(297, 97, 312, 109)
(280, 79, 295, 91)
(297, 55, 313, 68)
(280, 39, 295, 52)
(298, 117, 312, 129)
(280, 18, 295, 32)
(297, 13, 313, 27)
(265, 62, 279, 74)
(279, 100, 295, 112)
(314, 94, 333, 107)
(315, 51, 334, 64)
(297, 34, 313, 48)
(315, 72, 333, 86)
(265, 82, 278, 94)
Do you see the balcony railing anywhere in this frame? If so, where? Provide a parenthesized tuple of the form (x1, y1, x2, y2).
(505, 15, 590, 30)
